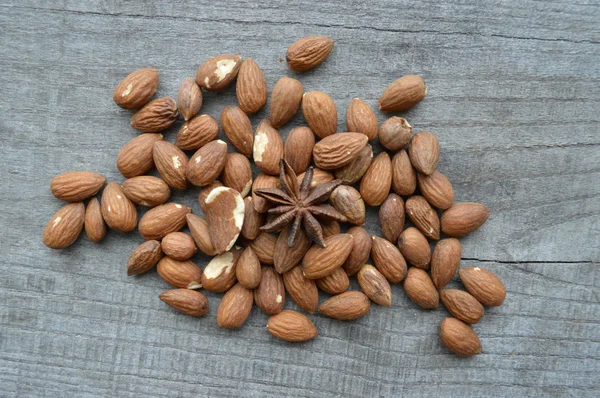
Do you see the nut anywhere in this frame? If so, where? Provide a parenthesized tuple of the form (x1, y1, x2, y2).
(175, 114, 219, 151)
(201, 247, 243, 292)
(273, 227, 312, 274)
(269, 77, 303, 128)
(418, 170, 454, 210)
(286, 36, 334, 71)
(312, 132, 368, 170)
(342, 226, 372, 276)
(330, 185, 365, 226)
(196, 54, 242, 92)
(370, 235, 407, 283)
(220, 105, 254, 157)
(441, 202, 490, 237)
(391, 149, 417, 196)
(379, 193, 405, 242)
(346, 98, 378, 141)
(159, 289, 209, 317)
(186, 213, 217, 256)
(138, 203, 191, 240)
(247, 232, 277, 264)
(316, 267, 349, 295)
(254, 266, 285, 315)
(222, 153, 253, 197)
(378, 75, 427, 112)
(127, 240, 163, 276)
(217, 283, 253, 329)
(50, 171, 105, 202)
(42, 202, 85, 249)
(84, 198, 106, 243)
(379, 117, 413, 151)
(252, 174, 280, 213)
(439, 318, 482, 357)
(203, 187, 245, 254)
(430, 238, 461, 289)
(284, 126, 315, 175)
(297, 168, 334, 188)
(398, 227, 431, 270)
(177, 77, 202, 121)
(161, 232, 197, 261)
(302, 91, 338, 139)
(121, 176, 170, 207)
(253, 120, 284, 175)
(100, 182, 137, 233)
(240, 197, 264, 240)
(130, 97, 178, 133)
(334, 144, 373, 185)
(235, 247, 262, 289)
(409, 131, 439, 175)
(198, 181, 223, 214)
(113, 68, 158, 109)
(360, 152, 392, 206)
(267, 310, 318, 342)
(302, 234, 354, 279)
(117, 133, 163, 178)
(440, 289, 484, 324)
(153, 141, 189, 190)
(459, 267, 506, 307)
(357, 264, 392, 307)
(156, 257, 202, 289)
(236, 58, 267, 113)
(283, 265, 319, 314)
(186, 140, 228, 187)
(318, 291, 370, 321)
(403, 267, 439, 309)
(405, 195, 440, 240)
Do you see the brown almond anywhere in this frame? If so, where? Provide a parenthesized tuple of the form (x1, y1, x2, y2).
(252, 174, 280, 213)
(316, 267, 349, 295)
(175, 114, 219, 151)
(253, 119, 284, 175)
(441, 202, 490, 237)
(286, 36, 334, 71)
(302, 91, 338, 139)
(217, 283, 254, 329)
(418, 171, 454, 210)
(177, 77, 202, 121)
(379, 193, 405, 242)
(113, 68, 158, 110)
(186, 214, 217, 256)
(346, 98, 378, 141)
(267, 310, 318, 342)
(357, 264, 392, 307)
(409, 131, 439, 175)
(222, 153, 252, 197)
(203, 187, 245, 254)
(127, 240, 163, 275)
(431, 238, 461, 289)
(370, 235, 407, 283)
(236, 58, 267, 113)
(247, 232, 277, 264)
(439, 318, 482, 357)
(117, 133, 163, 178)
(269, 77, 303, 128)
(186, 140, 228, 187)
(405, 195, 440, 240)
(196, 54, 242, 92)
(84, 197, 106, 243)
(240, 197, 264, 240)
(156, 257, 202, 289)
(343, 226, 372, 276)
(220, 105, 254, 157)
(378, 75, 427, 112)
(130, 97, 178, 133)
(318, 291, 370, 321)
(254, 266, 285, 315)
(121, 176, 170, 207)
(161, 232, 197, 261)
(284, 126, 315, 174)
(398, 227, 431, 270)
(42, 202, 85, 249)
(330, 185, 365, 225)
(100, 182, 137, 232)
(273, 227, 312, 274)
(404, 267, 439, 309)
(50, 171, 105, 202)
(360, 152, 392, 206)
(459, 267, 506, 307)
(440, 289, 484, 324)
(201, 247, 243, 292)
(303, 234, 354, 279)
(391, 149, 417, 196)
(379, 117, 413, 151)
(159, 289, 209, 317)
(198, 181, 223, 214)
(334, 144, 373, 185)
(138, 203, 191, 240)
(313, 132, 368, 170)
(297, 168, 334, 188)
(283, 265, 319, 314)
(321, 219, 341, 238)
(236, 247, 262, 289)
(153, 141, 189, 190)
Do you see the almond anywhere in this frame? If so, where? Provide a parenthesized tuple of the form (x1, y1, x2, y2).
(321, 219, 341, 238)
(440, 289, 484, 324)
(100, 182, 137, 232)
(273, 227, 312, 274)
(360, 152, 392, 206)
(220, 105, 254, 157)
(42, 202, 85, 249)
(186, 214, 217, 256)
(175, 114, 219, 151)
(198, 181, 223, 214)
(247, 232, 277, 264)
(159, 289, 209, 317)
(418, 170, 454, 210)
(113, 68, 158, 109)
(284, 126, 315, 174)
(50, 171, 106, 202)
(286, 36, 334, 71)
(357, 264, 392, 307)
(203, 187, 245, 254)
(439, 318, 482, 357)
(269, 77, 303, 128)
(409, 132, 439, 175)
(156, 257, 202, 289)
(127, 240, 163, 275)
(297, 168, 334, 188)
(253, 120, 284, 175)
(404, 267, 439, 309)
(252, 174, 280, 213)
(342, 226, 372, 276)
(236, 58, 267, 113)
(153, 141, 189, 190)
(217, 283, 253, 329)
(130, 97, 178, 133)
(267, 310, 318, 342)
(196, 54, 242, 92)
(222, 153, 252, 197)
(302, 91, 338, 139)
(405, 195, 440, 240)
(379, 117, 413, 151)
(316, 267, 349, 295)
(84, 197, 106, 243)
(398, 227, 431, 270)
(441, 202, 490, 237)
(346, 98, 378, 141)
(187, 140, 228, 187)
(236, 247, 262, 289)
(303, 234, 354, 279)
(138, 203, 191, 240)
(391, 149, 417, 196)
(370, 235, 407, 283)
(241, 197, 264, 240)
(318, 291, 370, 321)
(459, 267, 506, 307)
(431, 238, 461, 290)
(312, 132, 368, 170)
(254, 266, 285, 315)
(334, 144, 373, 185)
(117, 133, 163, 178)
(161, 232, 197, 261)
(121, 176, 170, 207)
(378, 75, 427, 112)
(283, 265, 319, 314)
(379, 194, 405, 242)
(201, 247, 243, 292)
(177, 77, 202, 121)
(330, 185, 365, 225)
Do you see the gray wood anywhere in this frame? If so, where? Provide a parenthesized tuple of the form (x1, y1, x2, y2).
(1, 1, 599, 397)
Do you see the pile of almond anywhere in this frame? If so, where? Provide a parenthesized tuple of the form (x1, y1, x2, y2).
(43, 36, 506, 356)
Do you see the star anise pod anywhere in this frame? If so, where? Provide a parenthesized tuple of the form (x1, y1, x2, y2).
(254, 159, 346, 248)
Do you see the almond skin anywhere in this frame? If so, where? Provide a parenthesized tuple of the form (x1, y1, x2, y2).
(127, 240, 163, 276)
(405, 195, 440, 240)
(186, 140, 228, 187)
(156, 257, 202, 289)
(138, 203, 191, 240)
(346, 98, 378, 141)
(113, 68, 158, 109)
(441, 202, 490, 237)
(217, 283, 254, 329)
(220, 105, 254, 157)
(330, 185, 365, 226)
(50, 171, 106, 202)
(254, 266, 285, 315)
(283, 265, 319, 314)
(370, 235, 407, 283)
(177, 77, 202, 121)
(196, 54, 242, 92)
(378, 75, 427, 112)
(175, 114, 219, 151)
(360, 152, 392, 206)
(267, 310, 318, 342)
(252, 174, 280, 213)
(439, 318, 482, 357)
(431, 238, 461, 290)
(153, 141, 189, 190)
(236, 58, 267, 113)
(236, 247, 262, 289)
(273, 227, 312, 274)
(121, 176, 170, 207)
(418, 170, 454, 210)
(459, 267, 506, 307)
(284, 126, 315, 175)
(84, 198, 106, 243)
(343, 226, 372, 276)
(130, 97, 178, 133)
(391, 149, 417, 196)
(357, 264, 392, 307)
(247, 232, 277, 265)
(240, 197, 264, 240)
(286, 36, 334, 71)
(404, 267, 439, 309)
(409, 132, 439, 176)
(302, 234, 354, 279)
(159, 289, 209, 317)
(316, 267, 349, 295)
(379, 194, 405, 243)
(100, 182, 137, 233)
(313, 133, 368, 170)
(203, 187, 245, 254)
(319, 291, 370, 321)
(440, 289, 484, 324)
(335, 144, 373, 185)
(398, 227, 431, 270)
(269, 77, 303, 128)
(379, 117, 413, 151)
(117, 133, 163, 178)
(186, 213, 217, 256)
(222, 153, 253, 197)
(201, 247, 242, 292)
(42, 202, 85, 249)
(253, 120, 284, 175)
(161, 232, 197, 261)
(302, 91, 338, 139)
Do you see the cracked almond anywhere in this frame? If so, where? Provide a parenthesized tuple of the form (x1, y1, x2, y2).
(201, 247, 243, 292)
(204, 187, 245, 254)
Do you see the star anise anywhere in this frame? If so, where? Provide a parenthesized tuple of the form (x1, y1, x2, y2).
(254, 159, 346, 248)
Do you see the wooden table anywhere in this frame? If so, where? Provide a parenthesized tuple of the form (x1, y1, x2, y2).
(1, 1, 598, 396)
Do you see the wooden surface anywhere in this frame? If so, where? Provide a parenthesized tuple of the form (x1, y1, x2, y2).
(1, 1, 599, 396)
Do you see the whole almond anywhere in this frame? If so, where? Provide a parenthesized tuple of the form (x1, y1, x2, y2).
(370, 235, 407, 283)
(267, 310, 318, 342)
(409, 132, 439, 175)
(201, 247, 243, 292)
(303, 234, 354, 279)
(440, 289, 484, 324)
(441, 202, 490, 237)
(253, 120, 284, 175)
(247, 232, 277, 264)
(121, 176, 170, 207)
(346, 98, 378, 141)
(302, 91, 338, 139)
(186, 140, 228, 187)
(334, 144, 373, 185)
(161, 232, 197, 261)
(254, 266, 285, 315)
(319, 291, 370, 321)
(175, 114, 219, 151)
(404, 267, 439, 309)
(127, 240, 163, 275)
(284, 126, 315, 174)
(222, 153, 252, 197)
(270, 77, 303, 128)
(159, 289, 209, 317)
(431, 238, 461, 289)
(177, 77, 202, 121)
(297, 168, 334, 188)
(130, 97, 178, 133)
(236, 247, 262, 289)
(439, 318, 482, 357)
(138, 203, 191, 240)
(343, 226, 372, 276)
(204, 187, 245, 254)
(220, 105, 254, 157)
(198, 181, 223, 214)
(217, 283, 254, 329)
(84, 197, 106, 243)
(117, 133, 163, 178)
(406, 195, 440, 240)
(313, 132, 368, 170)
(418, 171, 454, 210)
(459, 267, 506, 307)
(252, 174, 280, 213)
(286, 36, 334, 71)
(283, 265, 319, 314)
(273, 227, 312, 274)
(50, 171, 105, 202)
(153, 141, 189, 190)
(156, 257, 202, 289)
(196, 54, 242, 92)
(100, 182, 137, 232)
(360, 152, 392, 206)
(379, 117, 413, 151)
(357, 264, 392, 307)
(391, 149, 417, 196)
(378, 75, 427, 112)
(316, 267, 349, 295)
(113, 68, 158, 109)
(398, 227, 431, 270)
(186, 213, 217, 256)
(379, 193, 405, 242)
(42, 202, 85, 249)
(321, 219, 341, 238)
(241, 197, 264, 240)
(330, 185, 365, 225)
(236, 58, 267, 113)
